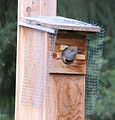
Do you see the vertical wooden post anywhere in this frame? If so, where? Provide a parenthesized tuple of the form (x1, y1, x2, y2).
(15, 0, 57, 120)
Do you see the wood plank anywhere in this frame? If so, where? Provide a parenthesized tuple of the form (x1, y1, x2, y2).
(45, 74, 85, 120)
(15, 0, 57, 120)
(50, 59, 86, 74)
(57, 31, 85, 39)
(15, 26, 25, 120)
(20, 16, 101, 32)
(47, 33, 86, 120)
(16, 28, 49, 120)
(57, 38, 86, 51)
(50, 35, 86, 74)
(19, 21, 55, 33)
(18, 0, 57, 17)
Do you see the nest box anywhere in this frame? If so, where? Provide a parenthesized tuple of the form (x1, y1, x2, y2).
(16, 16, 101, 120)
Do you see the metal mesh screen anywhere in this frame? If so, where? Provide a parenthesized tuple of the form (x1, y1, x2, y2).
(21, 28, 57, 117)
(85, 28, 104, 115)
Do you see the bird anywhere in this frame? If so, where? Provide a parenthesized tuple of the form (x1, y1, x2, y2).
(61, 46, 78, 64)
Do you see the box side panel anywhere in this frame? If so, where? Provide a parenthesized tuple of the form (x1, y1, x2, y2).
(15, 28, 48, 120)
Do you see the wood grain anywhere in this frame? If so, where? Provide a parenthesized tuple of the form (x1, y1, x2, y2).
(15, 0, 57, 120)
(46, 33, 86, 120)
(18, 0, 57, 17)
(46, 74, 85, 120)
(16, 1, 87, 120)
(50, 34, 86, 75)
(19, 16, 100, 32)
(16, 28, 49, 120)
(50, 59, 86, 74)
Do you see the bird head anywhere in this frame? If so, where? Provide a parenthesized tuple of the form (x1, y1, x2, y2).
(61, 46, 78, 64)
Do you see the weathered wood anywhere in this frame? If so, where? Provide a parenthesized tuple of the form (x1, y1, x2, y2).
(50, 59, 86, 74)
(18, 0, 57, 17)
(20, 16, 101, 32)
(16, 28, 49, 120)
(15, 0, 57, 120)
(50, 34, 86, 74)
(46, 74, 85, 120)
(45, 32, 86, 120)
(19, 21, 55, 33)
(16, 0, 87, 120)
(56, 39, 86, 54)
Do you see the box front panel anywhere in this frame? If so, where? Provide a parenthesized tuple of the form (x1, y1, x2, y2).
(46, 31, 86, 120)
(50, 31, 86, 74)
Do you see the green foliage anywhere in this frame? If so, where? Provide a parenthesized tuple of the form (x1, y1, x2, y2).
(94, 69, 115, 120)
(0, 23, 16, 116)
(0, 0, 17, 118)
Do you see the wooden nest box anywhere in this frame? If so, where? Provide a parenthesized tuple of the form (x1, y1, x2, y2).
(15, 16, 100, 120)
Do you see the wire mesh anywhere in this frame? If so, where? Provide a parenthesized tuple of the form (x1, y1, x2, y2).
(85, 28, 104, 115)
(21, 28, 57, 110)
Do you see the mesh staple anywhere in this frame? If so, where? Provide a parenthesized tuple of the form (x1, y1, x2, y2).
(85, 28, 104, 115)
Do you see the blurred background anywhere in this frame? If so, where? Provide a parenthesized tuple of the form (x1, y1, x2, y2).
(0, 0, 115, 120)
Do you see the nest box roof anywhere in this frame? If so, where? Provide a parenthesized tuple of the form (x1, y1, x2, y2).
(19, 16, 101, 33)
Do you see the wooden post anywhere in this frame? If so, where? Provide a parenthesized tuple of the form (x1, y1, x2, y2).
(15, 0, 57, 120)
